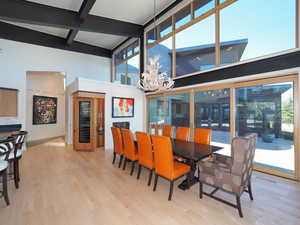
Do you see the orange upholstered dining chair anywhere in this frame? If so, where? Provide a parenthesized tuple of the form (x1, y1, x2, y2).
(121, 129, 138, 176)
(194, 128, 212, 145)
(136, 132, 154, 186)
(162, 125, 174, 138)
(111, 127, 124, 168)
(151, 135, 191, 200)
(176, 127, 190, 141)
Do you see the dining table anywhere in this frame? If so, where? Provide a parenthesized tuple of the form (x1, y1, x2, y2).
(134, 136, 223, 191)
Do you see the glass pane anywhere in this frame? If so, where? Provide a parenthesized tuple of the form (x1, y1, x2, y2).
(166, 93, 190, 128)
(218, 0, 227, 5)
(148, 97, 166, 131)
(159, 17, 172, 38)
(194, 0, 215, 18)
(220, 0, 295, 65)
(115, 62, 126, 84)
(127, 54, 140, 86)
(195, 89, 230, 154)
(133, 41, 139, 54)
(79, 101, 91, 143)
(147, 37, 173, 77)
(236, 82, 295, 174)
(175, 5, 192, 29)
(147, 28, 158, 45)
(176, 15, 215, 76)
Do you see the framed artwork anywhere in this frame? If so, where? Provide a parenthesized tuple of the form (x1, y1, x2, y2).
(112, 97, 134, 118)
(33, 95, 57, 125)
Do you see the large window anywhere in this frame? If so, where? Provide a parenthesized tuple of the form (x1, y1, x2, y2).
(220, 0, 296, 65)
(176, 15, 216, 76)
(145, 0, 296, 77)
(166, 93, 190, 127)
(236, 82, 295, 173)
(147, 37, 173, 77)
(147, 75, 298, 179)
(114, 40, 140, 85)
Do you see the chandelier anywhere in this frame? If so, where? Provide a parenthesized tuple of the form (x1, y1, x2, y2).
(138, 56, 174, 92)
(137, 0, 174, 92)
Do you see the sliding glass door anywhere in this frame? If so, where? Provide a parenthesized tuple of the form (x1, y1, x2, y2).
(147, 75, 298, 179)
(195, 89, 231, 154)
(235, 81, 295, 175)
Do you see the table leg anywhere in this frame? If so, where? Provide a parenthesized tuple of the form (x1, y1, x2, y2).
(178, 159, 198, 190)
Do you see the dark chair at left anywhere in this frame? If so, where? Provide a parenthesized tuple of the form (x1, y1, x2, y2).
(0, 136, 16, 206)
(8, 131, 28, 189)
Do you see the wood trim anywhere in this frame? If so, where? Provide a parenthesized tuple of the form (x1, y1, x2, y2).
(189, 89, 195, 141)
(215, 0, 220, 67)
(293, 75, 299, 180)
(229, 87, 235, 145)
(74, 91, 105, 99)
(254, 165, 296, 180)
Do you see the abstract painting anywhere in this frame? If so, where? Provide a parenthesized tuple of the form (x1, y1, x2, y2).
(33, 95, 57, 125)
(112, 97, 134, 118)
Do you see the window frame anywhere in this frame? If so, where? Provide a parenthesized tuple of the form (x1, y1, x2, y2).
(113, 39, 140, 85)
(144, 0, 299, 79)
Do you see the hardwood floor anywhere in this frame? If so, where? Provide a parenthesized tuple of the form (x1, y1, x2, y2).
(1, 138, 300, 225)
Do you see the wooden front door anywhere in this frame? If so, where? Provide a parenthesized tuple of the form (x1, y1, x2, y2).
(73, 97, 96, 151)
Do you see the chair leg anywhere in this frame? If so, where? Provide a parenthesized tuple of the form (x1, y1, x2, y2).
(168, 180, 174, 201)
(2, 169, 10, 206)
(130, 161, 136, 176)
(16, 159, 20, 182)
(123, 158, 127, 170)
(148, 169, 153, 186)
(137, 165, 142, 179)
(153, 174, 158, 191)
(248, 182, 254, 200)
(13, 160, 19, 189)
(236, 195, 243, 218)
(118, 155, 123, 168)
(112, 152, 116, 164)
(199, 181, 203, 199)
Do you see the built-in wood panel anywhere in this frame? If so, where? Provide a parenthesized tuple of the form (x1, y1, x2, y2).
(0, 88, 18, 117)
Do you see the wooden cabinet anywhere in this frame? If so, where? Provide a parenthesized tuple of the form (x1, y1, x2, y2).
(73, 92, 105, 151)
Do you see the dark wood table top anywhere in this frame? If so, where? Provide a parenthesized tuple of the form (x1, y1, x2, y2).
(134, 136, 222, 162)
(171, 139, 222, 162)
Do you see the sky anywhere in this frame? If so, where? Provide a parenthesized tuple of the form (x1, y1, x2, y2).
(148, 0, 296, 63)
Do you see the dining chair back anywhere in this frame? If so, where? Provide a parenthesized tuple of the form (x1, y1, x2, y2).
(198, 133, 257, 217)
(136, 132, 154, 185)
(136, 132, 154, 169)
(121, 129, 138, 175)
(111, 127, 123, 155)
(176, 127, 190, 141)
(151, 135, 174, 179)
(151, 135, 191, 200)
(0, 136, 15, 206)
(0, 137, 15, 161)
(111, 127, 124, 167)
(162, 125, 174, 138)
(194, 128, 212, 145)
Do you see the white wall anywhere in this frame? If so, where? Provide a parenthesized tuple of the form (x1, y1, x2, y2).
(66, 78, 146, 150)
(0, 39, 111, 131)
(26, 72, 65, 141)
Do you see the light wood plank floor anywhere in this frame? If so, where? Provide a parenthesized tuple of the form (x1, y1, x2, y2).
(1, 138, 300, 225)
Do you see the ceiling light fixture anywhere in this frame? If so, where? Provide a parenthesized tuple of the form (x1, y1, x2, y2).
(137, 0, 174, 92)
